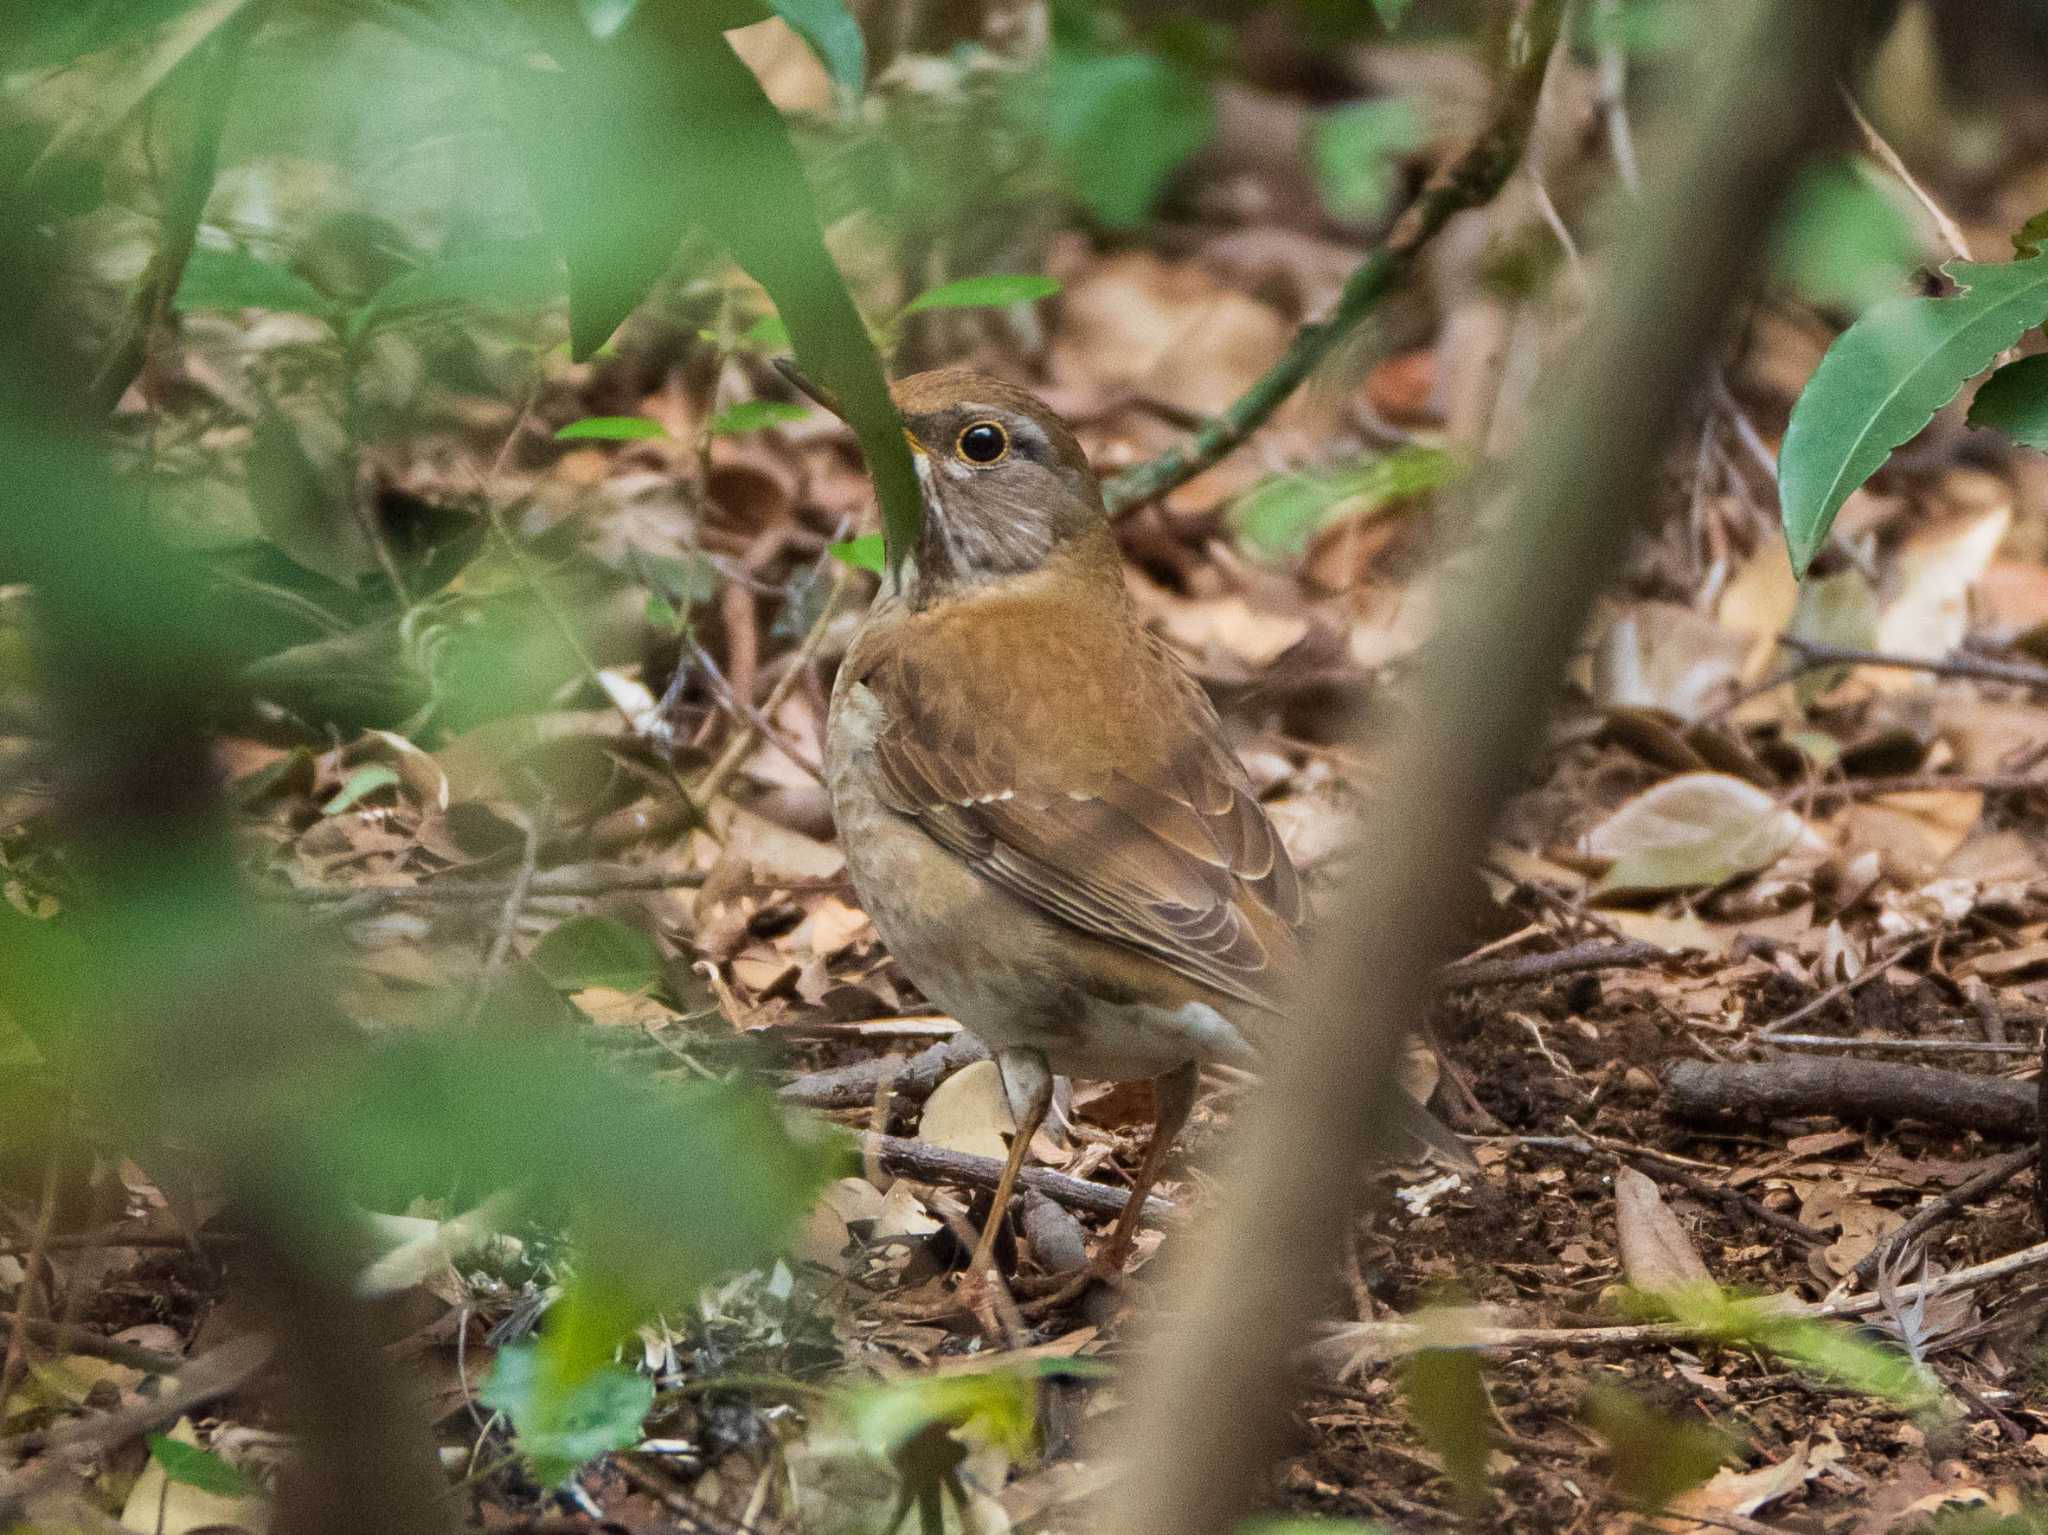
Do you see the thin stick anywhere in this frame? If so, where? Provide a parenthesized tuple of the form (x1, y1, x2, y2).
(1767, 1034, 2038, 1057)
(1850, 1147, 2037, 1287)
(468, 809, 540, 1022)
(863, 1132, 1175, 1227)
(1777, 635, 2048, 691)
(0, 1145, 63, 1412)
(1437, 938, 1665, 991)
(1315, 1234, 2048, 1366)
(1757, 934, 1933, 1036)
(1840, 86, 1973, 263)
(0, 1313, 188, 1375)
(1099, 0, 1565, 516)
(691, 563, 850, 807)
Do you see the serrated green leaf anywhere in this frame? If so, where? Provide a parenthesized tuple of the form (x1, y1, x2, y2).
(1050, 47, 1213, 228)
(767, 0, 865, 91)
(530, 916, 663, 993)
(175, 248, 335, 321)
(147, 1433, 253, 1496)
(1967, 352, 2048, 452)
(707, 399, 811, 435)
(1780, 253, 2048, 575)
(555, 416, 670, 442)
(901, 274, 1062, 315)
(481, 1342, 654, 1486)
(829, 534, 886, 573)
(1398, 1349, 1493, 1509)
(322, 764, 400, 815)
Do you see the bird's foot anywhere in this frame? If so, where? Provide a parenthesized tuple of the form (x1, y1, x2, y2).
(949, 1262, 1027, 1345)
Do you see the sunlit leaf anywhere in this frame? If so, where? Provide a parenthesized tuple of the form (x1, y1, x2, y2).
(707, 399, 811, 435)
(530, 916, 663, 994)
(1781, 253, 2048, 575)
(1967, 353, 2048, 452)
(175, 248, 336, 320)
(147, 1433, 252, 1497)
(1049, 46, 1212, 228)
(829, 534, 886, 573)
(322, 764, 400, 815)
(555, 416, 669, 442)
(481, 1341, 654, 1486)
(901, 274, 1062, 314)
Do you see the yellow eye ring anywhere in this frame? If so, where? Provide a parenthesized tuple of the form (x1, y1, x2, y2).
(955, 420, 1009, 465)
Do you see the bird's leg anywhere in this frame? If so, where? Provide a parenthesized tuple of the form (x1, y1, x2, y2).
(1095, 1058, 1198, 1276)
(962, 1048, 1053, 1279)
(1020, 1060, 1199, 1316)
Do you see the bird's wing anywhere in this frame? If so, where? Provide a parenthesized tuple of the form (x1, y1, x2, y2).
(847, 591, 1302, 1011)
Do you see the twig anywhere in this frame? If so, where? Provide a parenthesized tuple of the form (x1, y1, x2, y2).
(691, 563, 850, 808)
(0, 1331, 273, 1470)
(1313, 1234, 2048, 1368)
(0, 1145, 63, 1412)
(1757, 933, 1933, 1036)
(1664, 1056, 2036, 1137)
(1437, 938, 1665, 991)
(1839, 85, 1973, 263)
(782, 1036, 989, 1110)
(1766, 1034, 2038, 1057)
(0, 1313, 187, 1375)
(1509, 1127, 1825, 1247)
(1850, 1147, 2037, 1287)
(1799, 771, 2048, 801)
(469, 808, 540, 1021)
(862, 1132, 1175, 1228)
(1099, 0, 1565, 516)
(283, 862, 707, 910)
(1593, 0, 1643, 197)
(86, 10, 260, 414)
(1777, 635, 2048, 691)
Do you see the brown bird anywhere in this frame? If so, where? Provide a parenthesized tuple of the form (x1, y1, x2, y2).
(817, 367, 1463, 1294)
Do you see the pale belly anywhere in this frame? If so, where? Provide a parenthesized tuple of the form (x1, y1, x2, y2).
(825, 676, 1254, 1083)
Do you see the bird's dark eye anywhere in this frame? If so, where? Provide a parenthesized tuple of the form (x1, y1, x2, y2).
(956, 421, 1009, 465)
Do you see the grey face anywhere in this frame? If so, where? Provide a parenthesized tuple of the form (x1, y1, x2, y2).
(902, 403, 1103, 598)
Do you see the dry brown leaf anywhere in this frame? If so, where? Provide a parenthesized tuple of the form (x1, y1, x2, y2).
(1581, 773, 1824, 896)
(1874, 491, 2013, 670)
(1591, 602, 1751, 722)
(1614, 1167, 1714, 1294)
(920, 1059, 1017, 1161)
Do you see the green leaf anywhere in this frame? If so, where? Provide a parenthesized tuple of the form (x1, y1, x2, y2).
(555, 416, 670, 442)
(766, 0, 866, 91)
(1771, 158, 1917, 314)
(1232, 447, 1456, 558)
(147, 1434, 252, 1496)
(1629, 1286, 1939, 1409)
(1398, 1349, 1493, 1509)
(2015, 208, 2048, 260)
(645, 591, 683, 632)
(322, 764, 400, 815)
(353, 239, 563, 335)
(1780, 252, 2048, 576)
(629, 548, 718, 611)
(530, 916, 663, 993)
(845, 1368, 1042, 1459)
(481, 1342, 654, 1486)
(175, 248, 335, 321)
(901, 274, 1062, 315)
(1049, 47, 1213, 228)
(1310, 98, 1424, 223)
(740, 313, 792, 351)
(829, 534, 886, 573)
(707, 399, 811, 435)
(1368, 0, 1413, 30)
(1581, 1386, 1731, 1513)
(1967, 353, 2048, 452)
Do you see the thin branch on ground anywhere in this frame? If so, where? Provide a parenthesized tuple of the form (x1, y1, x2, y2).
(862, 1132, 1176, 1227)
(1850, 1147, 2037, 1287)
(1099, 0, 1566, 516)
(468, 807, 540, 1021)
(0, 1313, 187, 1375)
(1777, 635, 2048, 691)
(1767, 1033, 2038, 1057)
(284, 862, 709, 915)
(1537, 1121, 1827, 1247)
(1437, 937, 1665, 991)
(1758, 934, 1935, 1036)
(1315, 1234, 2048, 1370)
(1664, 1056, 2036, 1137)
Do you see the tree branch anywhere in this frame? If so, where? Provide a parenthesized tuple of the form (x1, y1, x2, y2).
(1110, 7, 1883, 1532)
(1099, 0, 1567, 517)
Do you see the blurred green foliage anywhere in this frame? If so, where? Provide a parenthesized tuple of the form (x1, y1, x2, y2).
(1772, 158, 1918, 314)
(1232, 447, 1459, 558)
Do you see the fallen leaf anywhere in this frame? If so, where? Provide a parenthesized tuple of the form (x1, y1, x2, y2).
(920, 1060, 1017, 1162)
(1582, 773, 1824, 896)
(1874, 490, 2012, 668)
(1614, 1168, 1714, 1294)
(121, 1417, 269, 1535)
(1592, 602, 1751, 722)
